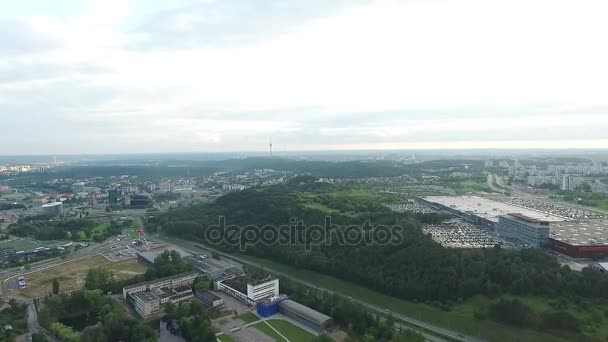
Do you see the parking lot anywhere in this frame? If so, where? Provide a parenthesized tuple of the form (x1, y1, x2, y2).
(423, 219, 523, 248)
(101, 230, 163, 262)
(488, 193, 606, 220)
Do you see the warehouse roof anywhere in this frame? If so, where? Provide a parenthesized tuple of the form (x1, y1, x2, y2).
(133, 291, 158, 303)
(423, 196, 565, 223)
(279, 299, 333, 326)
(196, 290, 221, 302)
(137, 247, 191, 264)
(551, 220, 608, 246)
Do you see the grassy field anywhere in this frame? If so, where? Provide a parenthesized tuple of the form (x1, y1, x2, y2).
(0, 238, 65, 251)
(237, 312, 260, 324)
(551, 191, 608, 212)
(18, 255, 147, 298)
(252, 321, 286, 341)
(235, 254, 575, 342)
(296, 187, 387, 217)
(267, 319, 315, 342)
(217, 334, 233, 342)
(78, 223, 109, 241)
(450, 179, 492, 194)
(130, 219, 140, 228)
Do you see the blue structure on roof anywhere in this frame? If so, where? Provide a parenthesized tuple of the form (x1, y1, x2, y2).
(256, 295, 288, 317)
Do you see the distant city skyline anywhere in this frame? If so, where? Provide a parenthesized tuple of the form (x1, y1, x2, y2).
(1, 0, 607, 154)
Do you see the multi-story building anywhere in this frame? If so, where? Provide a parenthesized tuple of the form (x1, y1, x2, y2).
(40, 202, 63, 216)
(496, 213, 552, 248)
(133, 292, 161, 319)
(159, 181, 171, 192)
(216, 276, 279, 305)
(72, 182, 86, 193)
(123, 272, 197, 299)
(195, 290, 224, 309)
(124, 273, 197, 319)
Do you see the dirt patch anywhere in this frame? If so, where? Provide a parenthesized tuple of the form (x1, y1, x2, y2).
(19, 255, 148, 298)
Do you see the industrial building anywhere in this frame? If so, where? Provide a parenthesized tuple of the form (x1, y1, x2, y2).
(184, 255, 241, 280)
(136, 248, 192, 266)
(40, 202, 63, 216)
(279, 299, 334, 332)
(129, 194, 151, 208)
(496, 214, 551, 248)
(419, 196, 564, 228)
(195, 290, 224, 309)
(255, 296, 334, 333)
(548, 220, 608, 258)
(123, 272, 197, 300)
(216, 276, 279, 305)
(72, 182, 86, 193)
(132, 286, 194, 319)
(133, 291, 161, 319)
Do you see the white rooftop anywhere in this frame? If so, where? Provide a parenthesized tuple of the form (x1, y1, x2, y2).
(551, 220, 608, 246)
(423, 196, 565, 223)
(41, 202, 62, 208)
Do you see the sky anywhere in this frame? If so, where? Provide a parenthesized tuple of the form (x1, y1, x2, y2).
(1, 0, 608, 155)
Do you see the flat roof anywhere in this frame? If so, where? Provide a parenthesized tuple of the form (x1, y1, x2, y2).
(185, 255, 234, 273)
(279, 299, 332, 325)
(124, 271, 198, 291)
(551, 220, 608, 246)
(423, 196, 565, 223)
(41, 202, 62, 207)
(137, 247, 191, 264)
(503, 213, 550, 225)
(173, 285, 192, 293)
(221, 276, 247, 295)
(133, 291, 158, 303)
(196, 290, 222, 302)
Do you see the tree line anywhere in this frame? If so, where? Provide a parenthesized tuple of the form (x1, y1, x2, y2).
(148, 183, 608, 305)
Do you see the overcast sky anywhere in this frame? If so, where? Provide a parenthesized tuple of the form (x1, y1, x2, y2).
(1, 0, 608, 155)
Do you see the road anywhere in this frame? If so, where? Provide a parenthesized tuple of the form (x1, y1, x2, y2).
(486, 173, 509, 193)
(159, 236, 485, 342)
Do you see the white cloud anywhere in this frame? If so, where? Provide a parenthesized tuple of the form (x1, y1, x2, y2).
(0, 0, 607, 154)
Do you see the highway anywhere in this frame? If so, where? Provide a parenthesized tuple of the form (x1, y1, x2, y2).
(158, 236, 485, 342)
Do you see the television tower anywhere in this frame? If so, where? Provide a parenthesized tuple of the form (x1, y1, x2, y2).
(269, 136, 273, 157)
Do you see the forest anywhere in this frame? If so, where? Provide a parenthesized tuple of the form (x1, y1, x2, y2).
(8, 218, 123, 241)
(37, 289, 156, 342)
(148, 182, 608, 340)
(149, 183, 608, 303)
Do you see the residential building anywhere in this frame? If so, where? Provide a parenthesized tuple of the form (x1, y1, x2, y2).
(133, 292, 161, 319)
(123, 272, 197, 299)
(159, 181, 171, 192)
(72, 182, 86, 193)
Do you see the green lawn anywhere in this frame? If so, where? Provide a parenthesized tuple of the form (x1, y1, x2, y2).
(92, 223, 109, 235)
(252, 321, 286, 341)
(551, 191, 608, 213)
(78, 223, 109, 241)
(0, 238, 65, 251)
(130, 219, 140, 228)
(267, 320, 315, 342)
(237, 312, 260, 324)
(235, 254, 574, 342)
(217, 334, 233, 342)
(77, 230, 89, 241)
